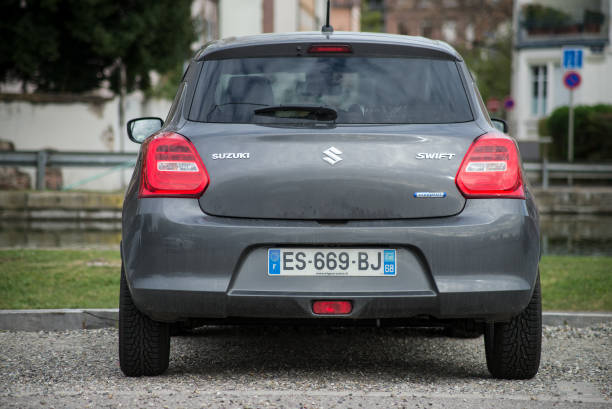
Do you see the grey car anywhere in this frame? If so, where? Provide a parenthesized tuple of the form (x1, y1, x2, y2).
(120, 31, 541, 379)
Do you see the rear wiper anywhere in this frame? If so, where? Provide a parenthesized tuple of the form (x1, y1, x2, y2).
(206, 102, 268, 121)
(254, 105, 337, 121)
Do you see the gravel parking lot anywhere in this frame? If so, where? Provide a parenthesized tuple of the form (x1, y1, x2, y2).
(1, 324, 610, 408)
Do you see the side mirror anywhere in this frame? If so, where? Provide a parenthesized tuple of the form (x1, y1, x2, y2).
(127, 117, 164, 143)
(491, 118, 508, 134)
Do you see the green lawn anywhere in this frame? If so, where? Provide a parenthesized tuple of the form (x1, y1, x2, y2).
(0, 249, 610, 311)
(0, 249, 120, 309)
(539, 255, 612, 311)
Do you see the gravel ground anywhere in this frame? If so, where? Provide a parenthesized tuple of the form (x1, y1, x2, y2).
(1, 324, 610, 408)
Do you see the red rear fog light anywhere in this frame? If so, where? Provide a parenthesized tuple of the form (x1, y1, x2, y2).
(312, 300, 352, 315)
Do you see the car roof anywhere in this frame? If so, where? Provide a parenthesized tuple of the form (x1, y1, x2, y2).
(195, 31, 461, 61)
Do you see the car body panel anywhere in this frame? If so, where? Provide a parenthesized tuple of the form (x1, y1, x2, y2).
(183, 123, 481, 219)
(121, 194, 539, 322)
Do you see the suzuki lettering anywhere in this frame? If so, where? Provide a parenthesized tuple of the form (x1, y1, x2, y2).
(212, 153, 250, 160)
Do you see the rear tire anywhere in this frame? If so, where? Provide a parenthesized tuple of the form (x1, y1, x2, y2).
(119, 265, 170, 377)
(484, 275, 541, 379)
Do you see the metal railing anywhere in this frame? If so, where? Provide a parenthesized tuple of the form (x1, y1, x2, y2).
(1, 150, 612, 190)
(0, 151, 136, 190)
(524, 161, 612, 189)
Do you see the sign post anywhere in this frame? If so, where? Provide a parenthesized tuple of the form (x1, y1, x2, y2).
(562, 48, 583, 178)
(563, 70, 581, 185)
(563, 71, 581, 161)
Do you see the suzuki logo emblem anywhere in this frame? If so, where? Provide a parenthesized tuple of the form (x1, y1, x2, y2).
(322, 146, 343, 166)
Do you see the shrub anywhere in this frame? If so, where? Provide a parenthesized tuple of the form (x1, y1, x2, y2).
(537, 117, 549, 137)
(523, 4, 572, 32)
(546, 104, 612, 162)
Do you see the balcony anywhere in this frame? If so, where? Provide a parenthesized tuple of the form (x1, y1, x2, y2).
(516, 0, 609, 49)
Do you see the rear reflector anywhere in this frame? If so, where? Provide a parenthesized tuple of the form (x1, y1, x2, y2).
(455, 132, 524, 199)
(308, 44, 352, 54)
(312, 300, 352, 315)
(140, 132, 209, 198)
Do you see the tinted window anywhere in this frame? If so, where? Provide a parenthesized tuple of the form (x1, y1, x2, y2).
(189, 57, 473, 124)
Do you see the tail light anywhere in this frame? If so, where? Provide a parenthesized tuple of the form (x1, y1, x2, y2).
(455, 132, 524, 199)
(140, 132, 209, 198)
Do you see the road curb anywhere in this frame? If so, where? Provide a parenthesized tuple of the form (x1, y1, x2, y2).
(0, 309, 118, 331)
(0, 309, 610, 331)
(541, 311, 612, 328)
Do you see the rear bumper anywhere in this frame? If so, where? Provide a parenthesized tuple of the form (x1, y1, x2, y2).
(127, 289, 533, 323)
(121, 197, 540, 322)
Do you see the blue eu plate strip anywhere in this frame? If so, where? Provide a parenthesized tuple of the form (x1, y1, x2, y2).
(268, 249, 281, 275)
(383, 249, 396, 275)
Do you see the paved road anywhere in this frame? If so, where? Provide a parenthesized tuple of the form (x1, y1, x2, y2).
(1, 325, 610, 408)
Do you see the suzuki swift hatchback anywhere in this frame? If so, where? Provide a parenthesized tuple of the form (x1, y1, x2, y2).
(119, 31, 541, 379)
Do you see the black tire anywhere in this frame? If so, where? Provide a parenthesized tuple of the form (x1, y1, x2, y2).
(484, 274, 542, 379)
(119, 265, 170, 377)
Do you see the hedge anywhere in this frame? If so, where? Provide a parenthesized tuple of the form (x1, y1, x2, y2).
(546, 104, 612, 162)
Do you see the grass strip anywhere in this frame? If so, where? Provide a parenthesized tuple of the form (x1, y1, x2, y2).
(0, 250, 610, 311)
(539, 255, 611, 311)
(0, 249, 120, 309)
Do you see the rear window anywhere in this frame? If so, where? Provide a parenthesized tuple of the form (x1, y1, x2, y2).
(189, 56, 473, 124)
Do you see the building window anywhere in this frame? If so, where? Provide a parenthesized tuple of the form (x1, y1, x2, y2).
(398, 22, 410, 35)
(531, 65, 547, 116)
(442, 20, 456, 43)
(465, 23, 475, 45)
(420, 20, 432, 38)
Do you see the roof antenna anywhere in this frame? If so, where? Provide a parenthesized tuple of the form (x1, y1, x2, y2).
(322, 0, 333, 33)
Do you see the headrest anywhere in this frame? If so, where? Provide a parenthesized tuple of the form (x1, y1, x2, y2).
(224, 76, 274, 106)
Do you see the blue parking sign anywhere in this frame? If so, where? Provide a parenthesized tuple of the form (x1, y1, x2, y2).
(563, 49, 583, 70)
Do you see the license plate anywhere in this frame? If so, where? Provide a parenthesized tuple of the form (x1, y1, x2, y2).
(267, 248, 396, 276)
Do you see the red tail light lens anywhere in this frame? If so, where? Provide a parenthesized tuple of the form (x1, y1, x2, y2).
(140, 132, 209, 198)
(312, 300, 352, 315)
(455, 133, 524, 199)
(308, 44, 352, 53)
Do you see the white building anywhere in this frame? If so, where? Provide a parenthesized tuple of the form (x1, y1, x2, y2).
(511, 0, 612, 141)
(218, 0, 359, 38)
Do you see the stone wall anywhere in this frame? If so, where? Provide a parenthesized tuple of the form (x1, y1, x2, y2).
(0, 188, 611, 226)
(533, 187, 612, 214)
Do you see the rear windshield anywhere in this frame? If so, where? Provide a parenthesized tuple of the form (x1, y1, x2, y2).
(189, 56, 473, 124)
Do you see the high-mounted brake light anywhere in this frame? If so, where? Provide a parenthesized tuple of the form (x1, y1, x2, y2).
(455, 133, 525, 199)
(308, 44, 352, 54)
(140, 132, 209, 198)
